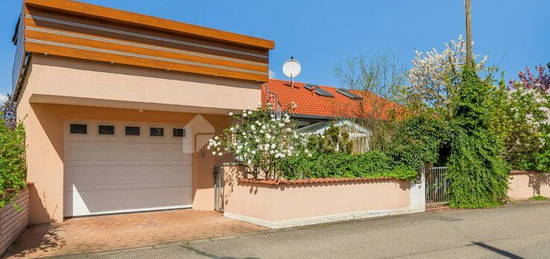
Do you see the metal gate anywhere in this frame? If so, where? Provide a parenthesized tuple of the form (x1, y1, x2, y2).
(425, 166, 449, 205)
(213, 166, 224, 212)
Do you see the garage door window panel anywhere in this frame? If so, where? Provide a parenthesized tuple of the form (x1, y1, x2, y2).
(70, 124, 87, 134)
(173, 128, 186, 137)
(125, 126, 141, 136)
(98, 125, 115, 135)
(150, 127, 164, 137)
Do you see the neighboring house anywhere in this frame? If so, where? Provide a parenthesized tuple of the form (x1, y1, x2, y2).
(262, 79, 401, 127)
(12, 0, 273, 223)
(296, 120, 371, 153)
(261, 79, 401, 152)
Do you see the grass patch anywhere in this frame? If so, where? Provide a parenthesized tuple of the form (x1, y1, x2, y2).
(529, 195, 548, 201)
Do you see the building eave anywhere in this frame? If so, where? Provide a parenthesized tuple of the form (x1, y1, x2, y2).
(24, 0, 275, 50)
(289, 113, 353, 121)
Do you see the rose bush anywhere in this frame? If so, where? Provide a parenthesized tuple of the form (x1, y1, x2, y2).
(207, 103, 311, 180)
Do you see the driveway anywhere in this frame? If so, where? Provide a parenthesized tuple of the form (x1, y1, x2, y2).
(61, 201, 550, 259)
(4, 210, 264, 258)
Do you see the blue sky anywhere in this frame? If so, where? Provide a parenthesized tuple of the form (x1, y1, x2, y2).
(0, 0, 549, 100)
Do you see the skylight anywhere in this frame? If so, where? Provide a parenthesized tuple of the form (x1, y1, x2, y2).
(304, 83, 318, 91)
(336, 88, 361, 100)
(302, 83, 334, 97)
(315, 88, 334, 97)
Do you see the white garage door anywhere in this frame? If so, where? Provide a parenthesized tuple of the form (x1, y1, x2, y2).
(63, 120, 193, 217)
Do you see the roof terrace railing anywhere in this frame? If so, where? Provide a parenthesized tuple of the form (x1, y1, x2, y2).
(12, 18, 26, 93)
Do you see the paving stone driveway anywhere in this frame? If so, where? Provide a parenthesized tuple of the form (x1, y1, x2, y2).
(4, 210, 265, 258)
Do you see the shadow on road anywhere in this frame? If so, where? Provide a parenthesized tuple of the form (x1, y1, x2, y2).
(182, 245, 260, 259)
(472, 242, 523, 259)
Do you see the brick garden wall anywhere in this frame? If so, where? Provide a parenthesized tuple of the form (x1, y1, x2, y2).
(0, 189, 30, 256)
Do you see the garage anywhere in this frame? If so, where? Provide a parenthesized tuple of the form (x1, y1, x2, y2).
(63, 120, 193, 217)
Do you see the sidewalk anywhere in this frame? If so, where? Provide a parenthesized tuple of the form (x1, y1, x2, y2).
(73, 200, 550, 259)
(4, 210, 264, 258)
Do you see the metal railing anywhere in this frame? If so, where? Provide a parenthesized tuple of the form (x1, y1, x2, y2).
(12, 17, 25, 92)
(425, 166, 449, 205)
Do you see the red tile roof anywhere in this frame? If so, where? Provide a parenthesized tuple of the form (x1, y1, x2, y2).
(262, 79, 402, 119)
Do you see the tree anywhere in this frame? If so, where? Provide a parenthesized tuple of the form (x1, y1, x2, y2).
(493, 65, 550, 171)
(334, 50, 406, 150)
(1, 94, 17, 129)
(514, 65, 550, 94)
(407, 35, 487, 116)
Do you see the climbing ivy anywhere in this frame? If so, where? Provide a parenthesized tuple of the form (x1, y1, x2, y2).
(447, 68, 509, 208)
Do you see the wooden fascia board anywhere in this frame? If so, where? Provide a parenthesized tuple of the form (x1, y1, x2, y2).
(24, 0, 275, 50)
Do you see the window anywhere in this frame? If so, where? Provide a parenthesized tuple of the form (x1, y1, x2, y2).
(125, 126, 140, 136)
(173, 128, 186, 137)
(150, 127, 164, 136)
(98, 125, 115, 135)
(70, 124, 87, 134)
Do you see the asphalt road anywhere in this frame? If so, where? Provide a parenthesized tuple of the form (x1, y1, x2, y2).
(64, 201, 550, 259)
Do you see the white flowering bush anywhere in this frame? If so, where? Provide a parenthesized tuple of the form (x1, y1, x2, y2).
(407, 35, 487, 112)
(207, 103, 312, 179)
(492, 81, 550, 171)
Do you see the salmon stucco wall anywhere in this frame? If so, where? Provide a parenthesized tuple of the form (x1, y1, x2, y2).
(15, 54, 260, 223)
(508, 172, 550, 200)
(17, 101, 232, 223)
(27, 55, 261, 114)
(17, 74, 65, 223)
(222, 166, 415, 228)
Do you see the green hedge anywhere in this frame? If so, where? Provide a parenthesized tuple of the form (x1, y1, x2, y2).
(387, 114, 450, 170)
(536, 149, 550, 172)
(276, 151, 417, 180)
(0, 113, 26, 209)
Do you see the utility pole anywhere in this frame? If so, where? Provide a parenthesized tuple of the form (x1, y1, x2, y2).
(465, 0, 473, 69)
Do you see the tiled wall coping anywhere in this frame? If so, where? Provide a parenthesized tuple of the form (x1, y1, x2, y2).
(510, 170, 547, 175)
(238, 177, 402, 185)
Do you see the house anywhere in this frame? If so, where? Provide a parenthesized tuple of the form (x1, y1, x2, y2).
(262, 79, 401, 127)
(12, 0, 274, 223)
(261, 79, 402, 152)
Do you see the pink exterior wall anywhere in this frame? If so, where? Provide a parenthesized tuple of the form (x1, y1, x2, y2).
(508, 172, 550, 200)
(27, 55, 261, 114)
(16, 55, 259, 223)
(223, 166, 414, 228)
